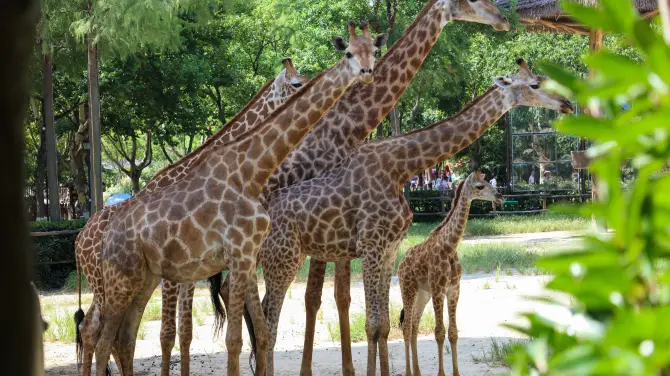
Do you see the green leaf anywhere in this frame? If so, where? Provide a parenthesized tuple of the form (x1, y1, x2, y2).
(559, 1, 617, 32)
(554, 116, 613, 140)
(536, 60, 581, 92)
(585, 52, 647, 82)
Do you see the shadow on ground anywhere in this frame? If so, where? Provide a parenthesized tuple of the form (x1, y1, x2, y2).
(45, 336, 513, 375)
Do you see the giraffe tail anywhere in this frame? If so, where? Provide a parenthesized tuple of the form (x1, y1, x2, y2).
(74, 257, 85, 369)
(208, 272, 226, 338)
(243, 303, 257, 376)
(399, 308, 405, 329)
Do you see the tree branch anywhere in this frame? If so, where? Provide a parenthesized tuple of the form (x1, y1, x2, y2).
(138, 132, 152, 169)
(102, 143, 131, 175)
(159, 140, 175, 164)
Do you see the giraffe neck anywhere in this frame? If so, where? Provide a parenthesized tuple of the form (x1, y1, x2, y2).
(433, 180, 471, 249)
(365, 86, 510, 185)
(262, 0, 452, 199)
(138, 78, 277, 197)
(223, 58, 358, 198)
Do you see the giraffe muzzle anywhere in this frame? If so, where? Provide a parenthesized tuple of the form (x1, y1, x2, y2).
(360, 71, 374, 84)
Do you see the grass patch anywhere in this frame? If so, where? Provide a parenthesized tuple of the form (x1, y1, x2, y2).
(326, 301, 436, 343)
(142, 298, 162, 322)
(295, 242, 546, 283)
(193, 300, 213, 326)
(137, 321, 147, 340)
(472, 337, 526, 367)
(64, 271, 89, 292)
(43, 309, 76, 343)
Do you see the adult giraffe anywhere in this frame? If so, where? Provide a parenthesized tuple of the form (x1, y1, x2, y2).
(73, 58, 309, 376)
(257, 59, 574, 376)
(89, 22, 385, 376)
(226, 0, 510, 375)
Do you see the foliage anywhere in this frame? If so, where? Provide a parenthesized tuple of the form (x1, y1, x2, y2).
(30, 219, 87, 289)
(506, 2, 670, 375)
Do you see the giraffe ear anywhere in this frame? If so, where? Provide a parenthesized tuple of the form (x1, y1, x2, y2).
(373, 33, 388, 48)
(332, 36, 348, 52)
(493, 76, 512, 88)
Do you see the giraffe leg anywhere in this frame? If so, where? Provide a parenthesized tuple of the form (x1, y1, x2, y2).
(447, 281, 461, 376)
(261, 246, 304, 376)
(79, 301, 101, 376)
(178, 282, 196, 376)
(412, 290, 431, 376)
(334, 260, 355, 376)
(160, 279, 179, 376)
(377, 248, 399, 376)
(244, 273, 269, 376)
(115, 273, 162, 376)
(300, 260, 327, 376)
(359, 244, 393, 376)
(398, 274, 417, 376)
(432, 292, 446, 376)
(226, 266, 252, 376)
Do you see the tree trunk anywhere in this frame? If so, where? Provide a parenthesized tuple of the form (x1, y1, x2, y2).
(131, 169, 141, 195)
(0, 0, 43, 373)
(87, 0, 103, 214)
(35, 127, 47, 219)
(375, 123, 384, 139)
(69, 103, 89, 216)
(389, 106, 401, 137)
(43, 51, 60, 221)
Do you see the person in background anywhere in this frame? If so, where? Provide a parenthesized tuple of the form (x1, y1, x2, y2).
(444, 164, 453, 188)
(434, 174, 443, 191)
(489, 175, 497, 188)
(529, 170, 535, 184)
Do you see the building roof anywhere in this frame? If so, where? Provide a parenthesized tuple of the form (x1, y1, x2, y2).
(496, 0, 659, 35)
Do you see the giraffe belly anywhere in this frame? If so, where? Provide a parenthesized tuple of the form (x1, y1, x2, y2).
(150, 248, 227, 283)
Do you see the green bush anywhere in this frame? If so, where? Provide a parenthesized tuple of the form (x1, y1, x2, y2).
(507, 2, 670, 375)
(30, 219, 88, 290)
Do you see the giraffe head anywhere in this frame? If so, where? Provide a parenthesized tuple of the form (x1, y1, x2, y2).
(332, 21, 387, 84)
(444, 0, 510, 31)
(493, 58, 575, 114)
(272, 58, 309, 100)
(460, 170, 504, 204)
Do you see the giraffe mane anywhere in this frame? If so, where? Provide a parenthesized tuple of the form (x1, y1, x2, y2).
(430, 178, 465, 235)
(152, 78, 275, 178)
(372, 0, 439, 68)
(209, 68, 330, 149)
(402, 85, 499, 138)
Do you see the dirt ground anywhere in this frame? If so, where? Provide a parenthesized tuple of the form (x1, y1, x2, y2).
(43, 231, 577, 375)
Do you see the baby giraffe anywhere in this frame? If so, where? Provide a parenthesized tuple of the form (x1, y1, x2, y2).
(398, 171, 504, 376)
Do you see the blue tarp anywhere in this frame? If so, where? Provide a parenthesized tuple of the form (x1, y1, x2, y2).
(105, 193, 132, 206)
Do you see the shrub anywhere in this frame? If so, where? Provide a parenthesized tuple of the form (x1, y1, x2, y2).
(507, 2, 670, 374)
(30, 219, 87, 289)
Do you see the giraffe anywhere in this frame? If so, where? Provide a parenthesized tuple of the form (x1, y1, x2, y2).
(156, 59, 310, 376)
(397, 171, 504, 376)
(256, 58, 574, 376)
(89, 22, 385, 376)
(72, 58, 309, 376)
(228, 1, 510, 374)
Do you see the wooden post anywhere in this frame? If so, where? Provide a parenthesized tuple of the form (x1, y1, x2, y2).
(43, 51, 60, 221)
(87, 0, 103, 214)
(659, 0, 670, 44)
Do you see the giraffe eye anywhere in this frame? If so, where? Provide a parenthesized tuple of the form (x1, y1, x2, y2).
(346, 52, 353, 59)
(475, 184, 485, 190)
(291, 83, 302, 88)
(530, 84, 540, 89)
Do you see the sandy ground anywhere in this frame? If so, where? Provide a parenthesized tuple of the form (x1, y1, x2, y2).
(43, 231, 578, 375)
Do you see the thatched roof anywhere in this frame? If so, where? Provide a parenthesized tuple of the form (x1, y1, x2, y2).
(496, 0, 659, 35)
